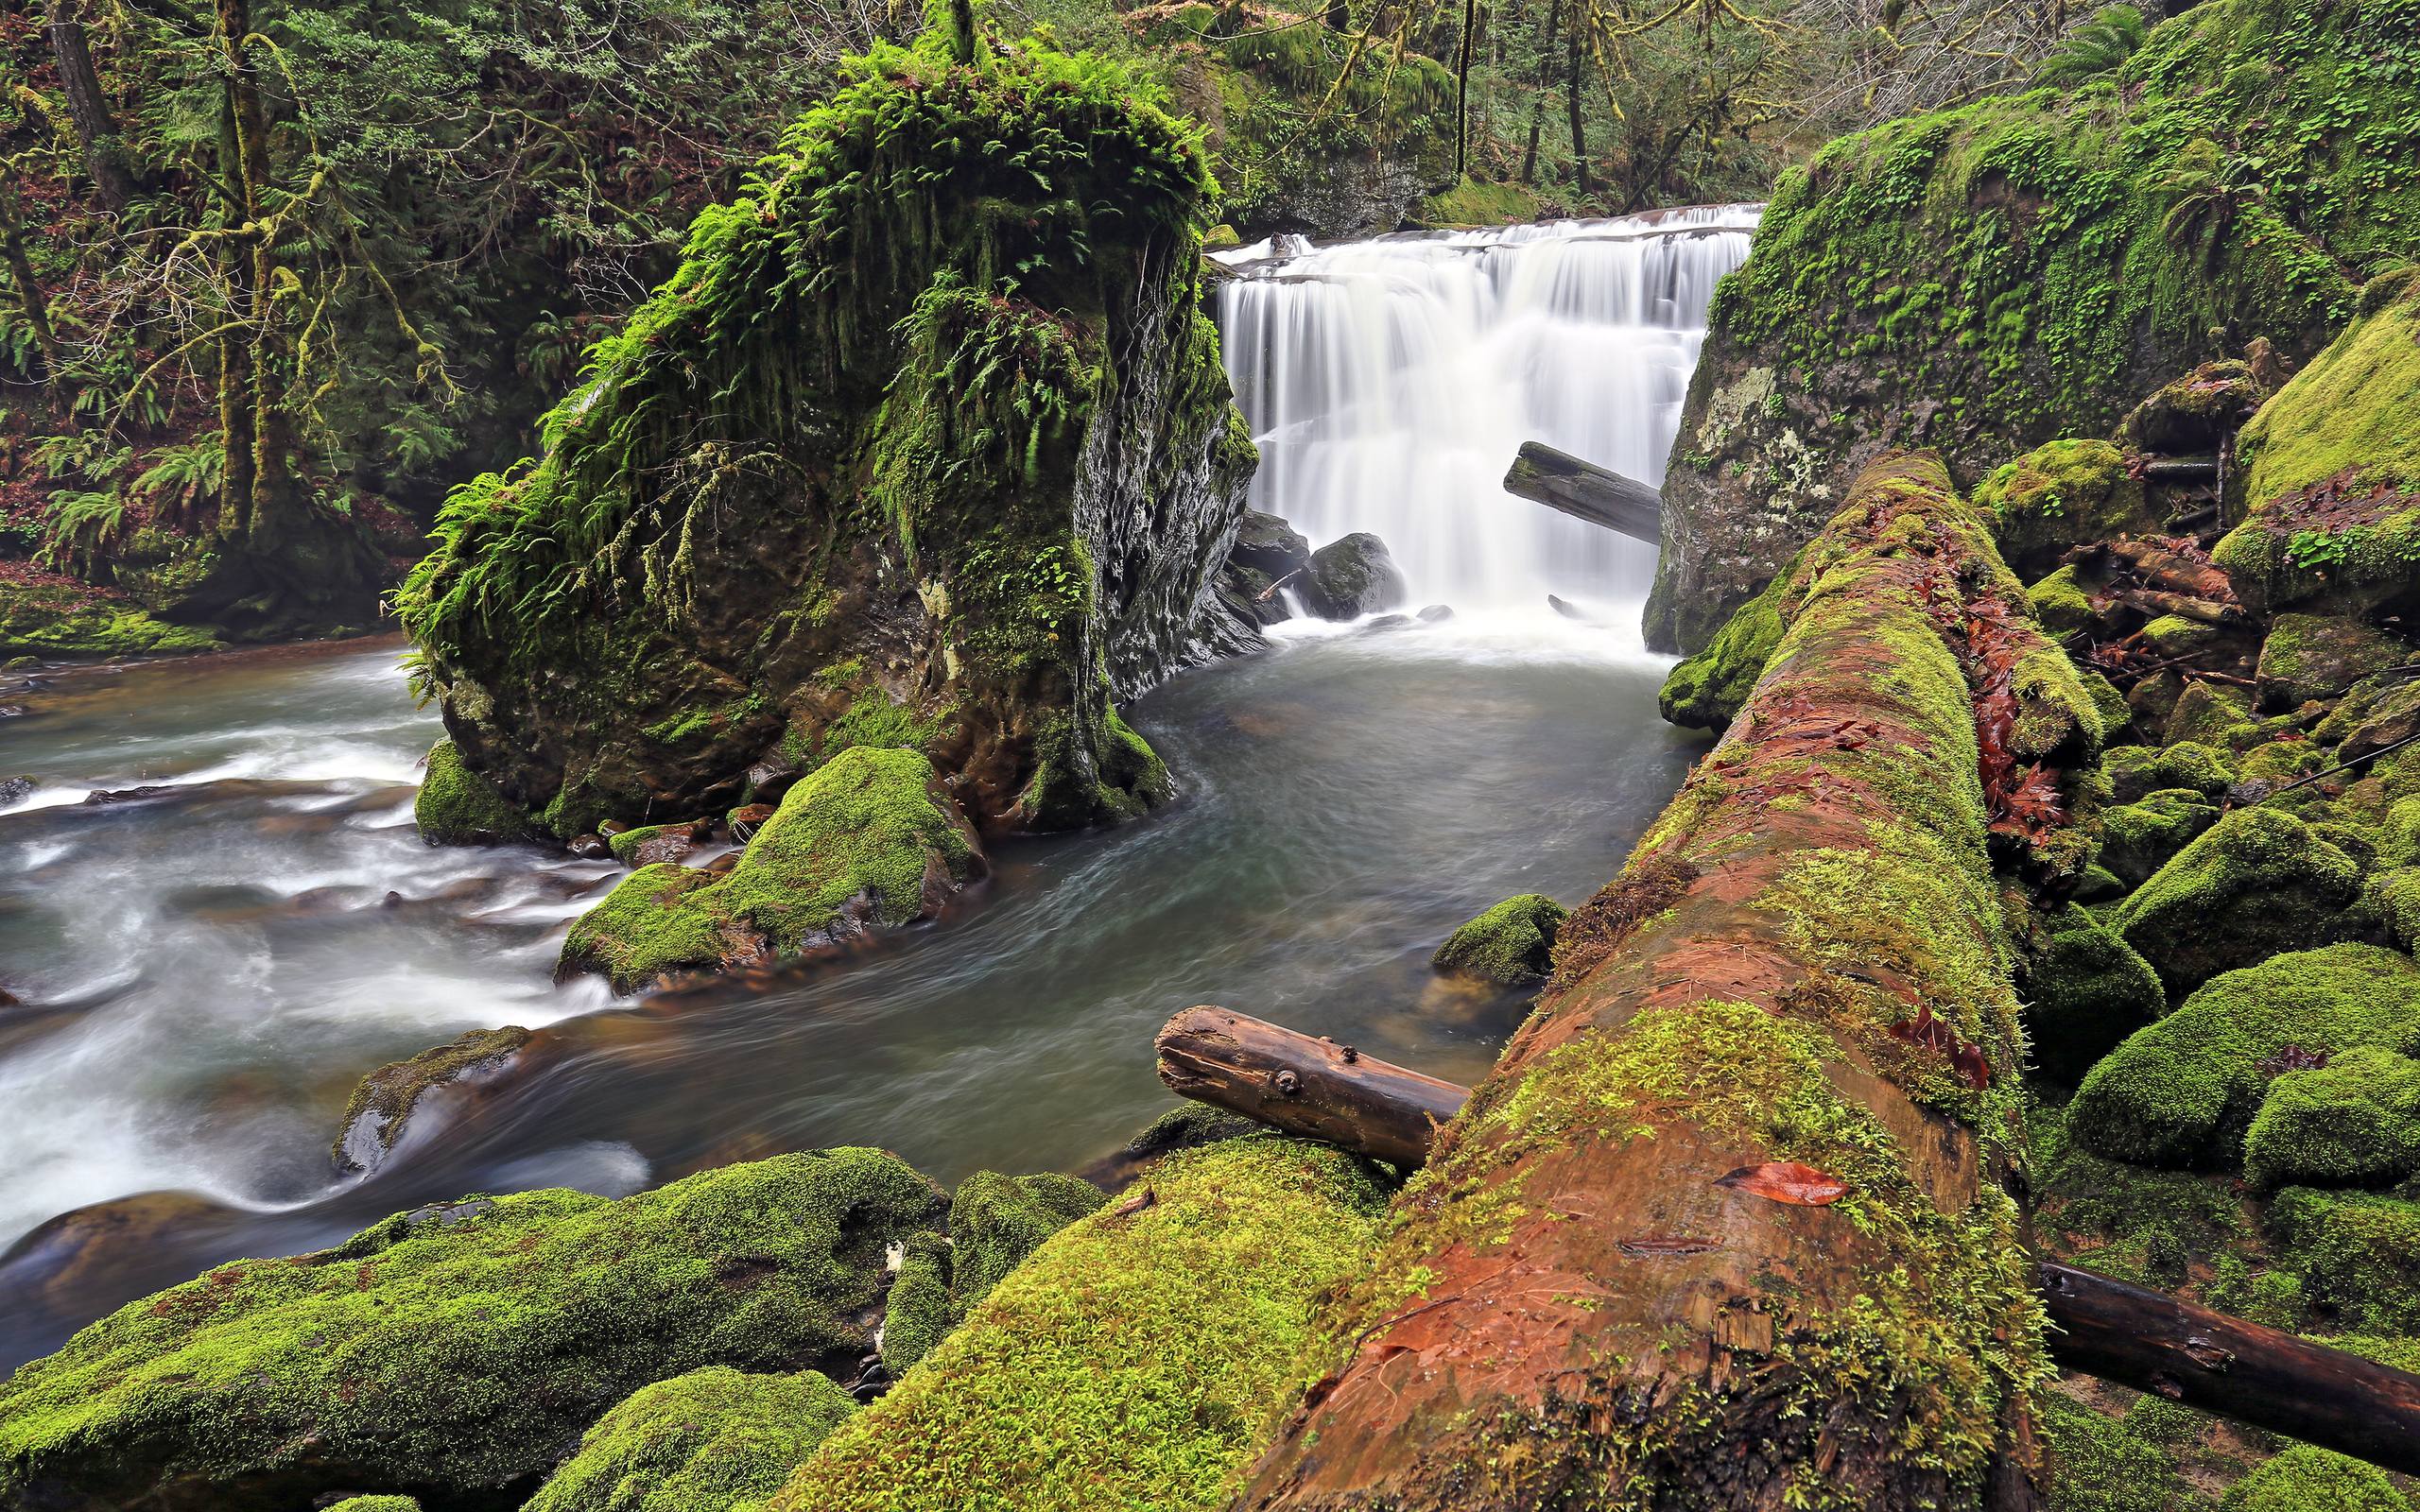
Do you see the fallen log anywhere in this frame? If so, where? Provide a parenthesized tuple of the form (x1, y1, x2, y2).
(2104, 539, 2238, 603)
(1153, 1006, 1468, 1170)
(1501, 441, 1660, 543)
(2140, 455, 2221, 483)
(1158, 1008, 2420, 1478)
(1237, 454, 2100, 1509)
(2109, 584, 2247, 627)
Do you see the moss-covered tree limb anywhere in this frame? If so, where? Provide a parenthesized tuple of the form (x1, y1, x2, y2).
(1237, 452, 2100, 1511)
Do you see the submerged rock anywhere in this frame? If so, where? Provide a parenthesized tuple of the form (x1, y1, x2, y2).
(769, 1138, 1389, 1512)
(1298, 532, 1408, 620)
(0, 1149, 945, 1512)
(1430, 893, 1568, 987)
(397, 42, 1251, 841)
(332, 1026, 534, 1175)
(521, 1366, 859, 1512)
(560, 747, 984, 991)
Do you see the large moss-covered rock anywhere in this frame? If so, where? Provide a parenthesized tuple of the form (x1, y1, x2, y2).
(2256, 613, 2411, 712)
(1974, 438, 2160, 580)
(1657, 552, 1803, 730)
(560, 747, 983, 990)
(1297, 531, 1408, 620)
(770, 1138, 1388, 1512)
(397, 36, 1252, 840)
(2069, 943, 2420, 1167)
(877, 1170, 1106, 1377)
(2112, 807, 2363, 994)
(2117, 358, 2265, 456)
(0, 577, 218, 660)
(1429, 892, 1568, 987)
(2024, 906, 2166, 1084)
(2241, 1045, 2420, 1193)
(2265, 1186, 2420, 1334)
(0, 1150, 944, 1511)
(2219, 1444, 2410, 1512)
(521, 1366, 859, 1512)
(2038, 1393, 2191, 1512)
(413, 738, 535, 846)
(2100, 787, 2221, 887)
(2214, 267, 2420, 618)
(1644, 0, 2419, 652)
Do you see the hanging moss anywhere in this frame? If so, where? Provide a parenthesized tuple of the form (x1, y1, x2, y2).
(0, 1151, 945, 1512)
(521, 1366, 860, 1512)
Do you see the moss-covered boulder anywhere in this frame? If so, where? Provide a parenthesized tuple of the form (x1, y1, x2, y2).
(2028, 562, 2100, 638)
(560, 747, 983, 991)
(878, 1170, 1106, 1377)
(2103, 742, 2233, 803)
(332, 1026, 533, 1175)
(2112, 807, 2363, 994)
(2265, 1186, 2420, 1335)
(2219, 1444, 2410, 1512)
(0, 1150, 945, 1511)
(2100, 788, 2221, 887)
(1974, 438, 2159, 580)
(322, 1499, 422, 1512)
(2163, 680, 2256, 748)
(521, 1366, 859, 1512)
(1657, 554, 1802, 730)
(2242, 1046, 2420, 1193)
(413, 738, 535, 846)
(2038, 1392, 2191, 1512)
(1644, 0, 2420, 652)
(0, 577, 219, 660)
(2117, 358, 2265, 457)
(2214, 267, 2420, 618)
(1429, 892, 1568, 987)
(2025, 906, 2166, 1084)
(397, 34, 1251, 841)
(2069, 943, 2420, 1167)
(769, 1137, 1388, 1512)
(2256, 614, 2411, 712)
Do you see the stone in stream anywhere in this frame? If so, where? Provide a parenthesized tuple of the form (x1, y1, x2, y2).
(1298, 532, 1408, 621)
(0, 774, 32, 806)
(1430, 893, 1569, 988)
(331, 1025, 536, 1175)
(1416, 604, 1454, 624)
(0, 1150, 946, 1512)
(1230, 510, 1312, 581)
(519, 1366, 860, 1512)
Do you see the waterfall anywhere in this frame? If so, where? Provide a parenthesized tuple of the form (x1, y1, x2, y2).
(1215, 206, 1759, 612)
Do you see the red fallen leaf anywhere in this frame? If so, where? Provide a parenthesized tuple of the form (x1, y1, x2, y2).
(1616, 1234, 1723, 1257)
(1715, 1161, 1849, 1207)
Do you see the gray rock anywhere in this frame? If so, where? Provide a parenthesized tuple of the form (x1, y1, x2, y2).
(1300, 532, 1408, 620)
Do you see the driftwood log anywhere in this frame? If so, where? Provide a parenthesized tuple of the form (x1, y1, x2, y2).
(1501, 441, 1660, 542)
(1157, 1006, 2420, 1477)
(2104, 539, 2238, 603)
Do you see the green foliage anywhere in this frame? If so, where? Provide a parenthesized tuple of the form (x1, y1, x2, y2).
(523, 1366, 859, 1512)
(2033, 6, 2150, 87)
(0, 1151, 944, 1510)
(2070, 943, 2420, 1167)
(2241, 1045, 2420, 1192)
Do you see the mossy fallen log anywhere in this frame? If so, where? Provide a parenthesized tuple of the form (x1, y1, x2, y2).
(1237, 452, 2102, 1510)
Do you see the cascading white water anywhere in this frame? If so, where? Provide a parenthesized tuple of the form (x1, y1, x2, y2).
(1217, 206, 1759, 612)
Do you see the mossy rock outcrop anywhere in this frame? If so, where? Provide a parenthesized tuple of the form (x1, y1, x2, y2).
(2023, 906, 2165, 1084)
(2265, 1186, 2420, 1335)
(2241, 1045, 2420, 1193)
(2111, 807, 2364, 994)
(2255, 613, 2411, 712)
(561, 747, 983, 991)
(0, 579, 218, 660)
(770, 1137, 1389, 1512)
(331, 1025, 533, 1174)
(521, 1366, 859, 1512)
(1657, 551, 1803, 730)
(2117, 358, 2265, 456)
(2069, 942, 2420, 1167)
(2214, 267, 2420, 618)
(0, 1150, 944, 1511)
(2037, 1392, 2193, 1512)
(2218, 1444, 2411, 1512)
(877, 1170, 1106, 1377)
(1644, 0, 2420, 652)
(398, 35, 1252, 841)
(2100, 788, 2221, 887)
(413, 739, 537, 845)
(2105, 742, 2234, 803)
(1974, 438, 2160, 580)
(1430, 892, 1568, 987)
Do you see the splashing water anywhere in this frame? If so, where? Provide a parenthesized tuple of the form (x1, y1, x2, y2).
(1217, 206, 1759, 610)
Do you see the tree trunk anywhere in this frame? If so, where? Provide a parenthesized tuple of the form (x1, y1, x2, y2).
(1501, 440, 1659, 541)
(0, 191, 63, 387)
(1518, 0, 1558, 184)
(1156, 1007, 1470, 1169)
(47, 0, 141, 211)
(1236, 453, 2103, 1510)
(1453, 0, 1478, 181)
(211, 49, 257, 541)
(1564, 13, 1589, 199)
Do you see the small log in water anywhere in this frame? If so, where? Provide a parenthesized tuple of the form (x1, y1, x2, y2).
(1153, 1006, 1469, 1169)
(1501, 441, 1661, 543)
(1155, 1006, 2420, 1477)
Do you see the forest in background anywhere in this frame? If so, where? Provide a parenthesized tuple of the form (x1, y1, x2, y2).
(0, 0, 2096, 652)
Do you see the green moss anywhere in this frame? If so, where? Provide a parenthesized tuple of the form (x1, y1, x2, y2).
(1418, 177, 1549, 227)
(331, 1026, 531, 1173)
(0, 579, 220, 659)
(322, 1499, 423, 1512)
(2267, 1187, 2420, 1333)
(2106, 742, 2235, 802)
(2100, 788, 2221, 887)
(2163, 681, 2256, 747)
(2026, 905, 2166, 1084)
(770, 1138, 1389, 1512)
(2366, 866, 2420, 951)
(2215, 269, 2420, 616)
(412, 738, 534, 846)
(561, 747, 979, 990)
(1658, 556, 1802, 730)
(2039, 1393, 2193, 1512)
(0, 1151, 944, 1510)
(1975, 438, 2157, 578)
(2070, 943, 2420, 1166)
(943, 1171, 1106, 1314)
(2030, 563, 2100, 636)
(1430, 893, 1569, 987)
(2112, 808, 2363, 994)
(878, 1231, 955, 1378)
(2242, 1045, 2420, 1192)
(2219, 1444, 2411, 1511)
(2256, 614, 2411, 710)
(2031, 1092, 2257, 1281)
(523, 1366, 858, 1512)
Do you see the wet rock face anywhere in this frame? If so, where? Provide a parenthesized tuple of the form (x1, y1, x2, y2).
(332, 1026, 534, 1175)
(399, 47, 1253, 842)
(1299, 532, 1408, 620)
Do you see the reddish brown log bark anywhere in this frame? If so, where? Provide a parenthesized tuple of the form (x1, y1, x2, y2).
(1236, 453, 2102, 1511)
